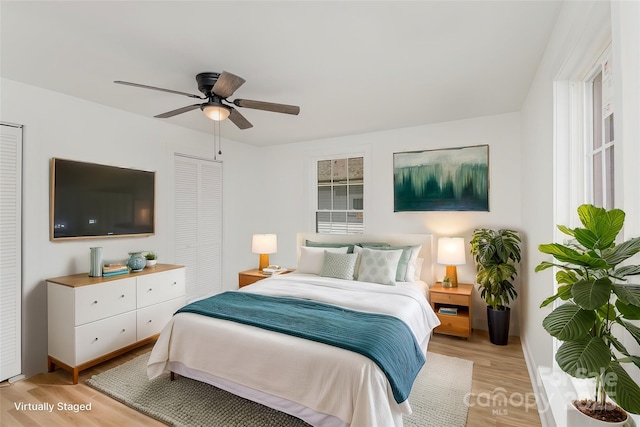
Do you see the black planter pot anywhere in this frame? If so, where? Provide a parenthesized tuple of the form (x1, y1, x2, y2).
(487, 306, 511, 345)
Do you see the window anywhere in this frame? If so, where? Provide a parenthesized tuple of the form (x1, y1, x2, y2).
(316, 157, 364, 234)
(586, 57, 615, 209)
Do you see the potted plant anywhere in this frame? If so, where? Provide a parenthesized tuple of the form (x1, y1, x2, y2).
(536, 204, 640, 424)
(442, 276, 452, 288)
(470, 228, 521, 345)
(145, 252, 157, 268)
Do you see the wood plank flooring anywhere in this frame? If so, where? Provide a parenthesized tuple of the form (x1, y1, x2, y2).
(1, 330, 541, 427)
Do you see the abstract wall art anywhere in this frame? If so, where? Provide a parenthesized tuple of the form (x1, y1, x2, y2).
(393, 145, 489, 212)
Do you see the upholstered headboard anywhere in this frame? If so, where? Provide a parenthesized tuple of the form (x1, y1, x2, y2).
(296, 233, 435, 285)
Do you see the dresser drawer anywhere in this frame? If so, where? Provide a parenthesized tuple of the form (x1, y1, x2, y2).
(137, 269, 185, 308)
(136, 297, 186, 340)
(75, 311, 136, 365)
(75, 278, 137, 326)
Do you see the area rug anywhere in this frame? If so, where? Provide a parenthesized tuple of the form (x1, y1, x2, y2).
(87, 352, 473, 427)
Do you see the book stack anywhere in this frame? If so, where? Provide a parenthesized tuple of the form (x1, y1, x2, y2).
(102, 264, 129, 277)
(438, 306, 458, 315)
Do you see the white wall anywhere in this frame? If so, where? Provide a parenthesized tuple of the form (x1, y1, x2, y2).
(255, 112, 523, 334)
(520, 0, 640, 418)
(1, 78, 259, 378)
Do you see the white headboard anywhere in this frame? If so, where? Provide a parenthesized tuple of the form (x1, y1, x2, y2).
(296, 233, 435, 284)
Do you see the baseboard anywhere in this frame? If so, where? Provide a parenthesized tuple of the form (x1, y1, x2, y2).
(520, 335, 555, 427)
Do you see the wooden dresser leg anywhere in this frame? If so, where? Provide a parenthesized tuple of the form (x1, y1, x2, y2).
(72, 368, 79, 385)
(47, 356, 55, 373)
(170, 371, 175, 381)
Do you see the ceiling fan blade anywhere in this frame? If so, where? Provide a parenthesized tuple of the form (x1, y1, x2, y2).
(212, 72, 246, 98)
(233, 99, 300, 115)
(228, 108, 253, 129)
(155, 104, 202, 118)
(114, 81, 204, 99)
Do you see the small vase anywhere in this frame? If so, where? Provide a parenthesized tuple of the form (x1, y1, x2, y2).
(89, 247, 103, 277)
(146, 259, 157, 268)
(127, 252, 146, 272)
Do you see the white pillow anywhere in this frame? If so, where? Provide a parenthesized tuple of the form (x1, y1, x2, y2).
(296, 246, 349, 274)
(411, 257, 424, 281)
(357, 247, 403, 286)
(403, 245, 422, 281)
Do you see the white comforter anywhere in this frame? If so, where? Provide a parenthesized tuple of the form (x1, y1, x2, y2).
(147, 274, 440, 427)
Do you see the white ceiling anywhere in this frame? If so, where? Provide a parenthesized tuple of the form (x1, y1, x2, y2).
(1, 1, 562, 147)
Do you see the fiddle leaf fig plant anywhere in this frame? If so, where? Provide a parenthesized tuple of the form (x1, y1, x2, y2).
(536, 204, 640, 416)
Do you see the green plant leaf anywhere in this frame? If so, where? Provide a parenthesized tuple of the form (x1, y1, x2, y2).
(571, 278, 612, 310)
(612, 284, 640, 306)
(603, 237, 640, 266)
(620, 320, 640, 346)
(597, 303, 618, 321)
(614, 265, 640, 277)
(538, 243, 609, 269)
(573, 228, 600, 250)
(557, 224, 575, 237)
(542, 303, 596, 340)
(556, 270, 578, 284)
(535, 261, 556, 272)
(616, 300, 640, 320)
(577, 204, 625, 249)
(603, 360, 640, 414)
(555, 337, 611, 378)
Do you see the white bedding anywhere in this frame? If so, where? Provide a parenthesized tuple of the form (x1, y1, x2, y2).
(147, 273, 441, 427)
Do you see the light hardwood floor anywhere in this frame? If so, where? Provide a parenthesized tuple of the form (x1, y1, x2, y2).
(1, 330, 542, 427)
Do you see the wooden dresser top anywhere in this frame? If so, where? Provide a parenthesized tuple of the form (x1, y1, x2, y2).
(46, 263, 184, 287)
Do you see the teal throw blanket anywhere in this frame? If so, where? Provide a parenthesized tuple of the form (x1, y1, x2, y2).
(176, 291, 425, 403)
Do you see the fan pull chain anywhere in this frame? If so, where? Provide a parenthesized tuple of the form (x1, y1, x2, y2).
(213, 120, 222, 159)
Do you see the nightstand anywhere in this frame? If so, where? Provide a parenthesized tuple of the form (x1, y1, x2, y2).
(238, 269, 291, 288)
(429, 282, 473, 339)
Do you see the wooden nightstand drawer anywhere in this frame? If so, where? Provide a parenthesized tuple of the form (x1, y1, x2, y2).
(430, 292, 469, 306)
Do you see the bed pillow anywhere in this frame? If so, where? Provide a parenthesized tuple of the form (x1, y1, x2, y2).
(356, 247, 403, 286)
(319, 251, 359, 280)
(360, 244, 421, 282)
(296, 246, 349, 274)
(412, 257, 425, 281)
(305, 240, 355, 253)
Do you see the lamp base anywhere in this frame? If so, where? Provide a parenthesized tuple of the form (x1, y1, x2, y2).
(445, 265, 459, 287)
(259, 254, 270, 271)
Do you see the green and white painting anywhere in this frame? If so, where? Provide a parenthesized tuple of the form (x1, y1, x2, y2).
(394, 145, 489, 211)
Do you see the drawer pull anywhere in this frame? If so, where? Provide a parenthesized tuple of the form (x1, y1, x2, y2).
(93, 337, 99, 342)
(122, 329, 126, 332)
(172, 281, 177, 285)
(148, 320, 152, 323)
(121, 294, 125, 298)
(93, 300, 98, 304)
(148, 288, 153, 292)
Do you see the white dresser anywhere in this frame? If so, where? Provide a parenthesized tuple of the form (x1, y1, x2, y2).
(47, 264, 185, 384)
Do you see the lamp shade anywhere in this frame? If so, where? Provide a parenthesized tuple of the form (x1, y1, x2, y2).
(437, 237, 466, 265)
(202, 103, 231, 121)
(252, 234, 277, 254)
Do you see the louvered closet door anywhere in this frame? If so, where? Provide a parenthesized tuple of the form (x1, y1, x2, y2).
(174, 155, 222, 302)
(0, 124, 22, 381)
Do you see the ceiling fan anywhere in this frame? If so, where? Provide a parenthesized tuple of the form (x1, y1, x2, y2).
(114, 71, 300, 130)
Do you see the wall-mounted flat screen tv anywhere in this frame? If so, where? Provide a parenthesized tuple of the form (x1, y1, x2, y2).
(51, 158, 155, 241)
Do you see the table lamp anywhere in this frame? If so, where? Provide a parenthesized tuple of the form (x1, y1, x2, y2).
(252, 234, 277, 271)
(437, 237, 466, 287)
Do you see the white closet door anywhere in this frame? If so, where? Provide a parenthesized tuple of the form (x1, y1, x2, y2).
(174, 155, 222, 302)
(0, 124, 22, 381)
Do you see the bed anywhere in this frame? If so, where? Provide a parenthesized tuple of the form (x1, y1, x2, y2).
(147, 233, 440, 427)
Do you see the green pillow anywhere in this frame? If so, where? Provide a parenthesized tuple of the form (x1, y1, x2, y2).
(306, 240, 355, 253)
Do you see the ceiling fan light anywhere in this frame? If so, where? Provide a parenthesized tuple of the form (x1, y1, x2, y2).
(202, 104, 231, 121)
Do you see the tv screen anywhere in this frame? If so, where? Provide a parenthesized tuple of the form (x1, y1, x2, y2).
(51, 158, 155, 240)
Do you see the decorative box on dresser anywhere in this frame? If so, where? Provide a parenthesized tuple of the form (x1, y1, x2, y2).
(47, 263, 185, 384)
